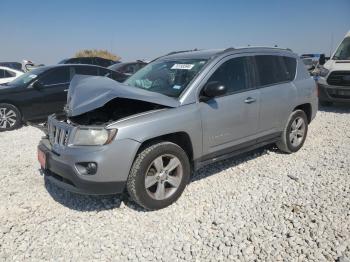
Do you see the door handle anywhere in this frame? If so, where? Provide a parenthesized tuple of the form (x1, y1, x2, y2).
(244, 97, 256, 104)
(64, 89, 69, 92)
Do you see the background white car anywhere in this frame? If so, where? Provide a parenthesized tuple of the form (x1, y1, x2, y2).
(0, 66, 23, 84)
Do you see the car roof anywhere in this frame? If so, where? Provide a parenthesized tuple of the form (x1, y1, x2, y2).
(159, 47, 295, 61)
(64, 57, 116, 61)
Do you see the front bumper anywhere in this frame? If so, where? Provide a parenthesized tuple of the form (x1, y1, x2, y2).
(318, 83, 350, 103)
(38, 137, 141, 195)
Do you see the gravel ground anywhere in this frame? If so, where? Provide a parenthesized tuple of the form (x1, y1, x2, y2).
(0, 105, 349, 261)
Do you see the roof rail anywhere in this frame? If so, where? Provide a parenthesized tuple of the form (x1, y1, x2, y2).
(221, 46, 293, 53)
(150, 49, 199, 63)
(165, 48, 199, 56)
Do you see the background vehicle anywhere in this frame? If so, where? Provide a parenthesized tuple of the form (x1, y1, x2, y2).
(39, 47, 317, 210)
(301, 57, 315, 72)
(22, 60, 45, 72)
(0, 62, 22, 71)
(317, 30, 350, 106)
(59, 57, 118, 67)
(108, 60, 148, 81)
(0, 66, 23, 84)
(0, 64, 124, 131)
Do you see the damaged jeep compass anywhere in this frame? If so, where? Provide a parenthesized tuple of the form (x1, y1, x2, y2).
(38, 47, 318, 210)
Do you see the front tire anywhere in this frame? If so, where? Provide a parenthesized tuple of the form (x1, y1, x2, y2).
(276, 110, 308, 153)
(127, 142, 191, 210)
(0, 103, 22, 131)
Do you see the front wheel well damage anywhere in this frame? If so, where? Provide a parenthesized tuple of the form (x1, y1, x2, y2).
(136, 132, 194, 164)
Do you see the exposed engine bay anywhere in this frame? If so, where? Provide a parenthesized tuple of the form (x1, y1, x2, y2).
(67, 98, 167, 126)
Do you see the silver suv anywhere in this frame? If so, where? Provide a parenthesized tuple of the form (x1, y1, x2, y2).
(38, 47, 318, 210)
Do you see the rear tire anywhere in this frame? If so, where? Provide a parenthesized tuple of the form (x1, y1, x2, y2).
(0, 103, 22, 131)
(276, 110, 308, 154)
(127, 142, 191, 210)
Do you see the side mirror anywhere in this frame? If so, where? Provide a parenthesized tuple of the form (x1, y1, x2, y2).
(319, 54, 326, 66)
(201, 81, 227, 101)
(33, 81, 44, 89)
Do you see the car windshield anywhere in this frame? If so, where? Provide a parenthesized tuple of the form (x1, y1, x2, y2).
(333, 37, 350, 60)
(10, 67, 47, 86)
(124, 59, 208, 97)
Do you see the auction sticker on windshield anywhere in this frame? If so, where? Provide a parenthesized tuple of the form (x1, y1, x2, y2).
(171, 64, 194, 70)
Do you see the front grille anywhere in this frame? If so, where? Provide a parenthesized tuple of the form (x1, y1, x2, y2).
(327, 71, 350, 86)
(48, 117, 73, 146)
(327, 89, 350, 99)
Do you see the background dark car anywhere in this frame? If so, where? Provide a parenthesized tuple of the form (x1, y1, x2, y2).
(0, 64, 124, 131)
(0, 62, 23, 72)
(59, 57, 118, 67)
(108, 61, 147, 81)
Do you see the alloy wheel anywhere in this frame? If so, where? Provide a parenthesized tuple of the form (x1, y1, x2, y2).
(289, 116, 305, 147)
(144, 154, 183, 200)
(0, 107, 17, 129)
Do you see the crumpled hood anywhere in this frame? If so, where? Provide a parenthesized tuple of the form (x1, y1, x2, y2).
(66, 75, 180, 117)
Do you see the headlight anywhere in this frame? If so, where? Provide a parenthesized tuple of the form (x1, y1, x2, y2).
(71, 128, 117, 146)
(319, 68, 329, 77)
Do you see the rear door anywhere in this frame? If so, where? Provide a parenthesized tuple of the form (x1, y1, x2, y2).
(253, 54, 297, 134)
(200, 55, 261, 158)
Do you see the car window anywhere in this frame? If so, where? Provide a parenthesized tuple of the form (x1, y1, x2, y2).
(99, 67, 125, 82)
(116, 64, 128, 73)
(74, 66, 98, 76)
(39, 67, 70, 86)
(67, 58, 80, 64)
(98, 67, 109, 76)
(4, 70, 16, 77)
(96, 58, 113, 67)
(125, 59, 208, 97)
(124, 64, 137, 74)
(254, 55, 295, 86)
(282, 56, 297, 81)
(77, 57, 92, 65)
(207, 57, 251, 95)
(0, 69, 5, 78)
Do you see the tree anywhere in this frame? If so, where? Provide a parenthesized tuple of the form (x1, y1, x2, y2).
(75, 49, 121, 61)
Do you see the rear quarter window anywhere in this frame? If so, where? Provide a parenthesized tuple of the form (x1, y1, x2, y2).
(254, 55, 296, 86)
(282, 56, 297, 81)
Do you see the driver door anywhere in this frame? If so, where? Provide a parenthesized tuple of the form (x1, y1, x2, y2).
(28, 67, 72, 119)
(199, 56, 260, 159)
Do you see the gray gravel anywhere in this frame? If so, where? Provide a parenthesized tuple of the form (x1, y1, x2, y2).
(1, 105, 349, 261)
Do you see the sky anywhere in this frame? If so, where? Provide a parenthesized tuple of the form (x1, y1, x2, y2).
(0, 0, 349, 65)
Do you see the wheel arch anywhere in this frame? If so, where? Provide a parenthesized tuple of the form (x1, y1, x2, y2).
(293, 103, 312, 123)
(136, 132, 194, 164)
